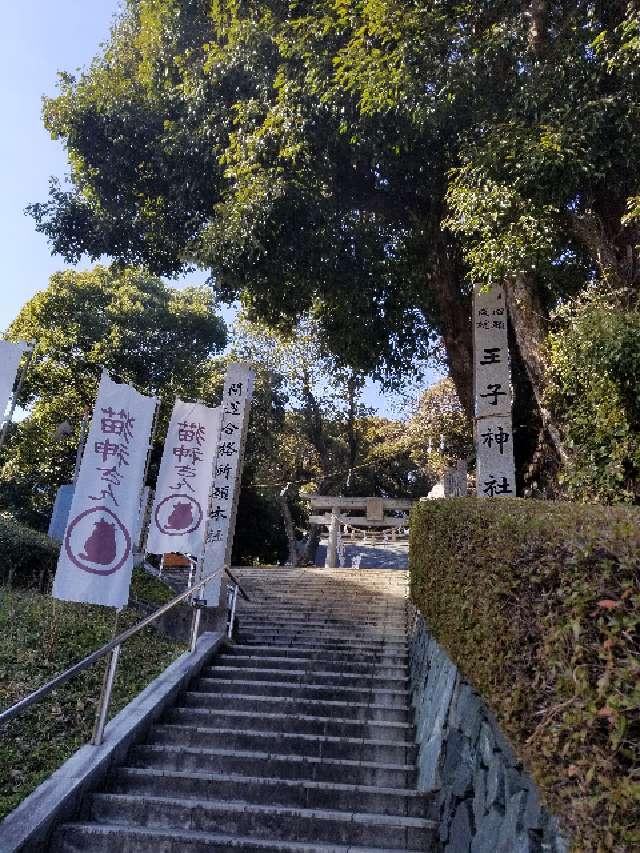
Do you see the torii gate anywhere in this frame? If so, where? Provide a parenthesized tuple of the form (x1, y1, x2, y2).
(306, 495, 413, 568)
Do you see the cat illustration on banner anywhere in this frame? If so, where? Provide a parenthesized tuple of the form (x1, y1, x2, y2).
(64, 505, 131, 576)
(154, 494, 203, 536)
(79, 517, 117, 565)
(167, 501, 194, 531)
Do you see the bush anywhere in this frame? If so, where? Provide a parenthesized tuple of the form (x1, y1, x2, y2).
(410, 498, 640, 852)
(0, 515, 59, 589)
(546, 290, 640, 503)
(129, 567, 175, 606)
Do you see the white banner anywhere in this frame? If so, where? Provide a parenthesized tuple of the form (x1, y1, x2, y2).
(201, 363, 255, 604)
(146, 400, 221, 556)
(0, 341, 29, 419)
(53, 373, 157, 608)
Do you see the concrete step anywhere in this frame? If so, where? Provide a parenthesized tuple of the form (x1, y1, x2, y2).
(192, 677, 411, 708)
(236, 636, 408, 648)
(128, 744, 417, 787)
(215, 653, 407, 678)
(237, 618, 407, 630)
(53, 822, 429, 852)
(238, 620, 406, 632)
(238, 607, 406, 617)
(238, 609, 406, 619)
(164, 706, 413, 742)
(83, 793, 435, 848)
(180, 691, 411, 723)
(106, 766, 428, 817)
(146, 724, 418, 764)
(225, 644, 408, 666)
(236, 639, 408, 655)
(201, 665, 409, 690)
(237, 633, 407, 648)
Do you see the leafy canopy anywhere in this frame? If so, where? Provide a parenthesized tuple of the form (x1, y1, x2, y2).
(1, 265, 226, 524)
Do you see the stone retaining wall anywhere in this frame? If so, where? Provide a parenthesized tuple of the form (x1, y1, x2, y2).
(408, 606, 569, 853)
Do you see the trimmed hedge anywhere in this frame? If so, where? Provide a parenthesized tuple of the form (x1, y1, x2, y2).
(0, 515, 59, 589)
(410, 498, 639, 852)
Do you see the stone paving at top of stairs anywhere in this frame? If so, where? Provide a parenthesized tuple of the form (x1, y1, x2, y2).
(52, 567, 437, 852)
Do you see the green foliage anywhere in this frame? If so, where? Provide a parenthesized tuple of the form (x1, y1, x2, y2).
(410, 498, 640, 852)
(129, 567, 174, 605)
(341, 415, 433, 499)
(546, 290, 640, 503)
(0, 516, 59, 590)
(1, 265, 226, 523)
(28, 0, 640, 400)
(232, 485, 289, 565)
(0, 587, 184, 820)
(405, 377, 473, 479)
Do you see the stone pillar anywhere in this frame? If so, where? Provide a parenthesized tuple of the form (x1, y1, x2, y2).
(473, 285, 516, 497)
(325, 507, 340, 569)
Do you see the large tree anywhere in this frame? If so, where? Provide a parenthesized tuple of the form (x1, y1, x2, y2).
(1, 265, 226, 524)
(29, 0, 640, 468)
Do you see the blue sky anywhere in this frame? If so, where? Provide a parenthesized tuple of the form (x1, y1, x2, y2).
(0, 1, 436, 417)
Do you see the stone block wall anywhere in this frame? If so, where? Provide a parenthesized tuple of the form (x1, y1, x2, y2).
(408, 606, 569, 853)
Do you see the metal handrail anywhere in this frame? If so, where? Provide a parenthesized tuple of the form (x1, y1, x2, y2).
(224, 567, 249, 601)
(0, 566, 235, 740)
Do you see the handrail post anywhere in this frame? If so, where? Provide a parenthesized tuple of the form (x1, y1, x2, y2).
(189, 607, 202, 653)
(91, 643, 121, 746)
(228, 583, 239, 639)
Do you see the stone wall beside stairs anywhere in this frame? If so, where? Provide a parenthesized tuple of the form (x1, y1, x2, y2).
(408, 606, 569, 853)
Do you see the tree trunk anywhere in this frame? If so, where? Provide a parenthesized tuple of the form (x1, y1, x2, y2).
(527, 0, 547, 56)
(428, 250, 474, 419)
(301, 368, 332, 477)
(278, 485, 298, 566)
(505, 275, 570, 466)
(345, 372, 360, 469)
(300, 523, 320, 566)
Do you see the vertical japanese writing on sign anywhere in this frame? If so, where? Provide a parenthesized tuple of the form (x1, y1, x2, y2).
(473, 285, 516, 497)
(201, 363, 255, 604)
(146, 400, 221, 556)
(53, 372, 157, 608)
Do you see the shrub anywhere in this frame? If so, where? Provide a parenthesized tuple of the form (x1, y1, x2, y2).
(545, 290, 640, 503)
(0, 515, 59, 590)
(129, 567, 175, 606)
(410, 498, 640, 852)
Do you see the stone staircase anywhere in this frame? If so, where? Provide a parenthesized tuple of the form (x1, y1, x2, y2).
(52, 567, 437, 852)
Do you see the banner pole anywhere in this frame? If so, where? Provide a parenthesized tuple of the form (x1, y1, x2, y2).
(91, 608, 121, 746)
(72, 412, 90, 485)
(0, 344, 34, 456)
(139, 397, 161, 561)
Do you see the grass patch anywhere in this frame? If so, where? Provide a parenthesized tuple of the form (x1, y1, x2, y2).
(129, 567, 175, 606)
(0, 587, 185, 820)
(0, 515, 58, 589)
(410, 497, 640, 852)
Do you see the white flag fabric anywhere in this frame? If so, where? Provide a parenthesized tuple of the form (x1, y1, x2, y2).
(201, 363, 255, 605)
(0, 341, 29, 418)
(146, 400, 221, 556)
(53, 373, 157, 608)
